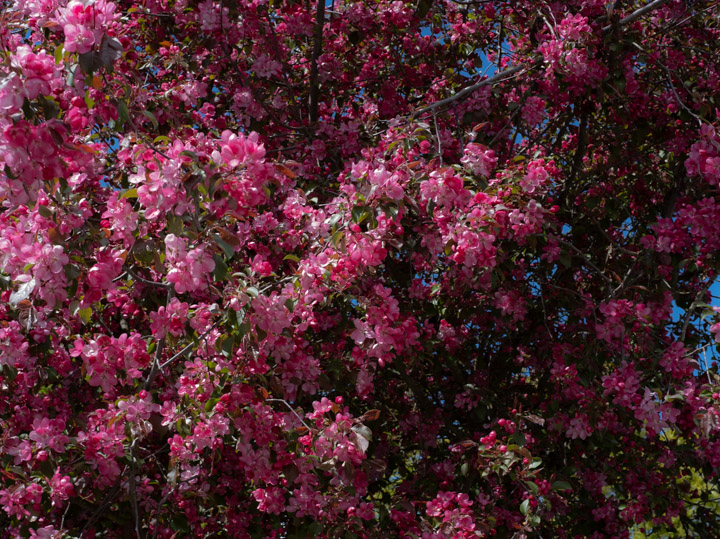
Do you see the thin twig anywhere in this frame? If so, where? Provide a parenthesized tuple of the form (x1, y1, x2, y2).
(128, 438, 142, 539)
(157, 318, 223, 371)
(266, 399, 313, 431)
(552, 236, 613, 284)
(703, 348, 712, 384)
(143, 285, 175, 390)
(143, 337, 166, 391)
(125, 266, 173, 290)
(79, 468, 127, 535)
(433, 110, 442, 163)
(488, 106, 522, 148)
(632, 42, 704, 125)
(150, 485, 178, 539)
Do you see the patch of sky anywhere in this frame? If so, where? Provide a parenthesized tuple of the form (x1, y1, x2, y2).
(671, 278, 720, 374)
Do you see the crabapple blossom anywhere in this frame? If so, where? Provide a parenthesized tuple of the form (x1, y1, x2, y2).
(1, 0, 720, 537)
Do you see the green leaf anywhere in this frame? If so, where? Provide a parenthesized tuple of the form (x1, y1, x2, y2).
(205, 397, 219, 412)
(120, 188, 138, 199)
(78, 307, 92, 324)
(170, 514, 190, 534)
(283, 254, 300, 262)
(66, 276, 79, 298)
(520, 498, 530, 516)
(386, 140, 402, 154)
(10, 278, 36, 307)
(141, 110, 159, 130)
(99, 36, 123, 71)
(116, 101, 129, 127)
(4, 164, 18, 180)
(78, 51, 98, 75)
(22, 98, 34, 120)
(220, 335, 235, 358)
(528, 458, 543, 470)
(328, 213, 342, 228)
(54, 44, 64, 65)
(351, 205, 369, 224)
(0, 363, 18, 381)
(66, 64, 77, 87)
(551, 481, 572, 491)
(256, 327, 267, 342)
(525, 481, 539, 495)
(245, 287, 259, 298)
(180, 150, 199, 163)
(84, 89, 95, 109)
(237, 320, 251, 338)
(40, 97, 60, 120)
(381, 204, 399, 219)
(331, 229, 345, 248)
(211, 233, 235, 259)
(415, 0, 433, 20)
(166, 214, 183, 235)
(510, 432, 526, 446)
(212, 254, 228, 281)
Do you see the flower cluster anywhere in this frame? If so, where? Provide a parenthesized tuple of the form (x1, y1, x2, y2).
(1, 0, 719, 537)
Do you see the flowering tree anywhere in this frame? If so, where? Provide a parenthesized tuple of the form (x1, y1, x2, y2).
(2, 0, 720, 536)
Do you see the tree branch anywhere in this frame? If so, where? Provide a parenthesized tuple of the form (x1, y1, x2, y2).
(125, 267, 173, 291)
(414, 0, 672, 116)
(552, 236, 613, 285)
(308, 0, 325, 124)
(602, 0, 670, 31)
(413, 62, 533, 117)
(680, 279, 715, 342)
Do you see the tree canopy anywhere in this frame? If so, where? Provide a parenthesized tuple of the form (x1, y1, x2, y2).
(2, 0, 720, 537)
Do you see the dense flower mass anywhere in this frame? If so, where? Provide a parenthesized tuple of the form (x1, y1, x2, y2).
(1, 0, 720, 537)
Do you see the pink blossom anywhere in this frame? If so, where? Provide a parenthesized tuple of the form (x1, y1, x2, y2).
(0, 73, 24, 113)
(63, 23, 96, 54)
(29, 525, 63, 538)
(252, 54, 282, 78)
(149, 298, 190, 339)
(520, 159, 550, 193)
(29, 417, 69, 452)
(558, 14, 592, 42)
(87, 248, 124, 293)
(213, 130, 266, 168)
(461, 143, 497, 177)
(253, 487, 286, 514)
(49, 471, 75, 507)
(165, 234, 215, 294)
(197, 0, 229, 32)
(11, 46, 60, 100)
(522, 96, 546, 126)
(566, 414, 592, 440)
